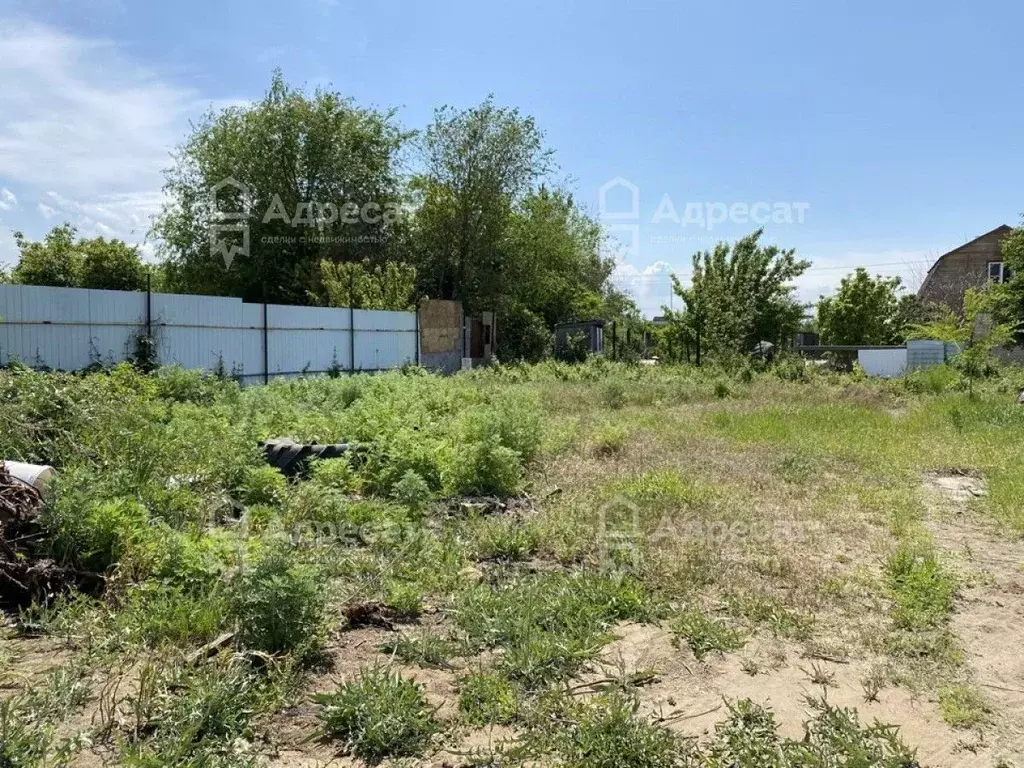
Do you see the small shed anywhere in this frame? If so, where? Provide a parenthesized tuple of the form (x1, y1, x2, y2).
(554, 319, 605, 361)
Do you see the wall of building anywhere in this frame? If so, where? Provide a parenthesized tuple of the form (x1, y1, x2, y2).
(418, 298, 463, 373)
(918, 228, 1010, 312)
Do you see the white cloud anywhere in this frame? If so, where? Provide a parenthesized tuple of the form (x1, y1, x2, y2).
(0, 187, 16, 210)
(612, 260, 675, 316)
(0, 19, 227, 256)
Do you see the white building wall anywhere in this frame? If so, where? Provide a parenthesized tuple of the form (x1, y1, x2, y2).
(857, 348, 908, 378)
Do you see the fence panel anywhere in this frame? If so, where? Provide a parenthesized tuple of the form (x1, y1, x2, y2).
(0, 284, 420, 381)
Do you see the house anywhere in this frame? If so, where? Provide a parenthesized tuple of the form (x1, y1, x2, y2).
(918, 225, 1014, 313)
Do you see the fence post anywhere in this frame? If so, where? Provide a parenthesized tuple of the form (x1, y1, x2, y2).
(415, 302, 421, 366)
(262, 302, 269, 384)
(349, 270, 356, 373)
(611, 321, 617, 360)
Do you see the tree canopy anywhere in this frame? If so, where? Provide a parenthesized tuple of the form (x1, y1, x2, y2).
(153, 71, 410, 304)
(666, 230, 809, 362)
(148, 76, 627, 361)
(816, 268, 922, 345)
(10, 224, 146, 291)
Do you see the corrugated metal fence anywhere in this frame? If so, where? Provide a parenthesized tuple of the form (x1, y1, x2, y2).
(0, 284, 418, 381)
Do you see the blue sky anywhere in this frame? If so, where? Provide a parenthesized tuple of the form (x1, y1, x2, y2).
(0, 0, 1021, 315)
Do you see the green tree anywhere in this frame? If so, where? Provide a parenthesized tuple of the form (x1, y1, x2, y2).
(495, 187, 614, 360)
(11, 224, 147, 291)
(816, 268, 919, 345)
(316, 260, 417, 310)
(153, 71, 411, 304)
(908, 288, 1018, 394)
(11, 224, 82, 287)
(998, 215, 1024, 334)
(668, 230, 809, 363)
(411, 97, 553, 313)
(79, 237, 147, 291)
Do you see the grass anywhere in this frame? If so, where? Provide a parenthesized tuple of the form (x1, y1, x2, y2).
(458, 670, 520, 725)
(672, 608, 745, 660)
(884, 542, 957, 630)
(380, 632, 458, 669)
(315, 665, 440, 761)
(3, 358, 1024, 764)
(939, 684, 991, 728)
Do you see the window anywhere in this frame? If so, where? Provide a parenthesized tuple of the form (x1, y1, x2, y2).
(988, 262, 1013, 283)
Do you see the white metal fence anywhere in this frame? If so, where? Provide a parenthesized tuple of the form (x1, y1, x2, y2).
(0, 284, 418, 381)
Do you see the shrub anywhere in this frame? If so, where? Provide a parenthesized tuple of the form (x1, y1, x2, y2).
(315, 666, 440, 761)
(391, 469, 432, 513)
(678, 698, 917, 766)
(444, 441, 523, 497)
(236, 465, 288, 506)
(227, 544, 325, 655)
(939, 684, 990, 728)
(532, 692, 679, 768)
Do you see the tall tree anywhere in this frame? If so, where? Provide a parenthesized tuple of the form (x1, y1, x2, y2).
(668, 230, 809, 362)
(496, 187, 613, 359)
(10, 224, 146, 291)
(816, 268, 920, 345)
(79, 237, 147, 291)
(411, 97, 553, 313)
(998, 214, 1024, 336)
(153, 72, 411, 304)
(11, 224, 81, 287)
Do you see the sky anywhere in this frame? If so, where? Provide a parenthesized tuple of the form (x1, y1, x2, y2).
(0, 0, 1021, 316)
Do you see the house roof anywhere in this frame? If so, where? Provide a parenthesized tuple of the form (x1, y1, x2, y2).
(918, 224, 1013, 298)
(924, 225, 1013, 276)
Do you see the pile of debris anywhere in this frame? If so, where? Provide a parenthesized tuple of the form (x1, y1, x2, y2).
(0, 464, 101, 608)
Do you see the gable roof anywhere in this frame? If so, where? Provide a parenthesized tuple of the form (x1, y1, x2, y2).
(917, 225, 1014, 303)
(925, 225, 1014, 277)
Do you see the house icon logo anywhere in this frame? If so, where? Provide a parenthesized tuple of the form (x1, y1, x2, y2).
(209, 177, 251, 268)
(599, 177, 640, 220)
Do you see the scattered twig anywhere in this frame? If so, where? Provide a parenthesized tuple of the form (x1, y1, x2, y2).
(655, 703, 721, 724)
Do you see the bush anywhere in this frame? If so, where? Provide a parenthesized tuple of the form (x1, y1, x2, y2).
(227, 544, 325, 655)
(444, 441, 523, 497)
(236, 465, 288, 507)
(315, 665, 440, 761)
(391, 469, 432, 512)
(601, 380, 627, 409)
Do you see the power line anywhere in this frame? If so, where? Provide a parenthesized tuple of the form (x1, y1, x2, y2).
(612, 258, 933, 283)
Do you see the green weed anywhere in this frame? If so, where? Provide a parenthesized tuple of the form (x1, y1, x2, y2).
(315, 665, 440, 761)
